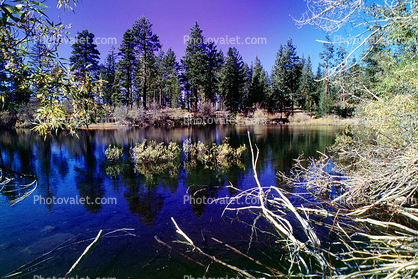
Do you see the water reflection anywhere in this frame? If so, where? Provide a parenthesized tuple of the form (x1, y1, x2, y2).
(74, 134, 105, 213)
(0, 125, 340, 278)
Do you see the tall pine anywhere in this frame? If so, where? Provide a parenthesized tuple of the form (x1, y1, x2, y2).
(69, 30, 101, 78)
(219, 47, 245, 112)
(248, 56, 269, 108)
(132, 16, 161, 109)
(100, 47, 118, 105)
(182, 22, 207, 111)
(115, 29, 136, 106)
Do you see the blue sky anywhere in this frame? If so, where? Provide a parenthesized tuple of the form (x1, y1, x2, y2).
(45, 0, 330, 73)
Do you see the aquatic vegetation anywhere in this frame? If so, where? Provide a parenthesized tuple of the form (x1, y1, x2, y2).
(130, 139, 181, 164)
(105, 145, 123, 161)
(183, 137, 246, 170)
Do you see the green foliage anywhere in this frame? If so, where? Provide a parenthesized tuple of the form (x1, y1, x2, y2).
(159, 48, 180, 108)
(115, 29, 136, 106)
(70, 30, 101, 77)
(132, 16, 162, 109)
(182, 22, 208, 111)
(105, 145, 123, 161)
(100, 47, 118, 106)
(183, 137, 246, 169)
(346, 95, 418, 149)
(270, 38, 302, 112)
(219, 47, 246, 112)
(248, 56, 269, 108)
(131, 139, 181, 164)
(32, 69, 104, 136)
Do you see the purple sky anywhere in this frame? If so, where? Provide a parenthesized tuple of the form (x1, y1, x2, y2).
(46, 0, 328, 72)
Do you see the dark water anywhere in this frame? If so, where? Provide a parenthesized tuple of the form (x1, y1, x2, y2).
(0, 125, 339, 279)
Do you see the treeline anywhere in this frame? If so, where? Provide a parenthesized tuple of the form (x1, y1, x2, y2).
(65, 16, 356, 117)
(1, 14, 359, 126)
(96, 17, 329, 115)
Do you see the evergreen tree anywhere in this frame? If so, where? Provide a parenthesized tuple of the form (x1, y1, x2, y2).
(159, 48, 180, 108)
(242, 62, 252, 110)
(248, 56, 269, 108)
(132, 16, 161, 109)
(100, 47, 118, 105)
(219, 47, 245, 112)
(29, 41, 51, 71)
(297, 54, 314, 113)
(182, 22, 207, 111)
(318, 34, 335, 116)
(69, 30, 101, 77)
(270, 45, 286, 111)
(115, 29, 136, 106)
(271, 38, 300, 113)
(203, 42, 223, 104)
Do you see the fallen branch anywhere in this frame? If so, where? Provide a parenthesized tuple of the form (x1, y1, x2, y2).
(64, 230, 102, 279)
(171, 217, 256, 279)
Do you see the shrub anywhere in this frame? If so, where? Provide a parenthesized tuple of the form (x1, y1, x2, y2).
(130, 139, 181, 164)
(183, 137, 246, 169)
(112, 106, 129, 125)
(127, 107, 145, 124)
(0, 111, 17, 128)
(105, 145, 123, 161)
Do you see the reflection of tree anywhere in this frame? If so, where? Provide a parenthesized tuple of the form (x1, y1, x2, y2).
(75, 132, 105, 213)
(186, 184, 219, 217)
(124, 184, 164, 226)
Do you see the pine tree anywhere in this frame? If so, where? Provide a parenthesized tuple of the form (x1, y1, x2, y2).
(248, 56, 269, 108)
(203, 42, 223, 104)
(182, 22, 207, 111)
(270, 45, 286, 111)
(100, 47, 118, 106)
(132, 16, 161, 109)
(318, 34, 335, 116)
(297, 54, 314, 113)
(271, 39, 300, 113)
(69, 30, 101, 78)
(242, 62, 252, 110)
(160, 48, 180, 108)
(219, 47, 245, 112)
(115, 29, 136, 106)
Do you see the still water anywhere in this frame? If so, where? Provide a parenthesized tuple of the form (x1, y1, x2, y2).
(0, 125, 339, 278)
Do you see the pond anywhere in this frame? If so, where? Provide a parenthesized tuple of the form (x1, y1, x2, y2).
(0, 125, 340, 279)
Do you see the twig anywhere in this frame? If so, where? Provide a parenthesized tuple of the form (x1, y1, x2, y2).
(64, 230, 102, 279)
(171, 217, 256, 279)
(154, 235, 206, 268)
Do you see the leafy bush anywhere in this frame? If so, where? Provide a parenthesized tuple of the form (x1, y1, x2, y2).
(105, 145, 123, 161)
(130, 139, 181, 164)
(183, 137, 246, 169)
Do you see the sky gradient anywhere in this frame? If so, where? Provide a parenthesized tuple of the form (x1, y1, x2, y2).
(46, 0, 329, 72)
